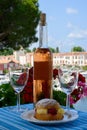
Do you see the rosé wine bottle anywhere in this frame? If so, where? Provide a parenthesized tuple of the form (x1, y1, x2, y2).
(33, 13, 53, 104)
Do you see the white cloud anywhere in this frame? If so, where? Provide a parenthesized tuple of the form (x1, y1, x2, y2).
(67, 30, 87, 39)
(66, 8, 78, 14)
(67, 33, 83, 38)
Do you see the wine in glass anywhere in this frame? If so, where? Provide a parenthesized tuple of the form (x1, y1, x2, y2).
(58, 65, 78, 114)
(9, 67, 28, 112)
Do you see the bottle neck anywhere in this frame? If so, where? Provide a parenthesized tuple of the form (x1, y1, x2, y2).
(39, 22, 48, 48)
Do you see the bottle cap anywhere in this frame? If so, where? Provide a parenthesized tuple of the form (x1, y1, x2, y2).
(40, 13, 46, 26)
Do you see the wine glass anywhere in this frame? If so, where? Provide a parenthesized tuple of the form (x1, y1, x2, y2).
(58, 65, 78, 114)
(9, 66, 28, 112)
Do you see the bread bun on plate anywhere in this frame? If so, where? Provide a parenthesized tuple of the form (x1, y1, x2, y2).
(34, 98, 64, 121)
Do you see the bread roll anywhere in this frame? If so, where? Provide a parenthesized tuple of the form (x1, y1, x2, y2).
(34, 98, 64, 121)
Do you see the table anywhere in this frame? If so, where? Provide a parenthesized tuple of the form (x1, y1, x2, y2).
(0, 104, 87, 130)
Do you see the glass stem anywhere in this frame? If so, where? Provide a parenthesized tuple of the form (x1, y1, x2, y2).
(17, 92, 20, 112)
(66, 94, 70, 111)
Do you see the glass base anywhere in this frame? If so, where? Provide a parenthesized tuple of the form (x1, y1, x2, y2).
(64, 109, 78, 118)
(9, 106, 28, 113)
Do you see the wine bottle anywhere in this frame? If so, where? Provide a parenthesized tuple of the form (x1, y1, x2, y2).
(33, 13, 53, 104)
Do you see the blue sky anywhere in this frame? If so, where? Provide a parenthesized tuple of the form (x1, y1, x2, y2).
(30, 0, 87, 52)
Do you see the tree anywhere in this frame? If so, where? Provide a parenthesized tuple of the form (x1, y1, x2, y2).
(49, 47, 56, 53)
(56, 47, 59, 53)
(0, 48, 13, 55)
(0, 0, 40, 50)
(71, 46, 85, 52)
(32, 47, 36, 52)
(25, 48, 31, 53)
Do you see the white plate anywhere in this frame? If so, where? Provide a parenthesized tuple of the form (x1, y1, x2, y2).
(21, 109, 79, 125)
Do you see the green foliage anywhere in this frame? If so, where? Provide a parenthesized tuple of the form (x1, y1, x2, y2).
(71, 46, 85, 52)
(82, 66, 87, 70)
(0, 83, 70, 107)
(32, 47, 36, 52)
(0, 48, 13, 55)
(3, 69, 9, 74)
(49, 47, 56, 53)
(0, 83, 27, 107)
(49, 47, 59, 53)
(56, 47, 59, 53)
(0, 0, 40, 50)
(53, 90, 66, 106)
(25, 48, 31, 53)
(0, 83, 16, 107)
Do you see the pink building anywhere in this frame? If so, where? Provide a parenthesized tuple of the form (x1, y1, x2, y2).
(0, 51, 87, 74)
(0, 55, 19, 74)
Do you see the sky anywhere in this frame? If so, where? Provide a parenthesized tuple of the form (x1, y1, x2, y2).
(30, 0, 87, 52)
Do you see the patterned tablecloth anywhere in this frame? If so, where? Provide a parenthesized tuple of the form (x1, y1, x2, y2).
(0, 104, 87, 130)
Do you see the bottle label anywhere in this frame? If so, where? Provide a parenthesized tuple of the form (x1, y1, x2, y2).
(34, 61, 52, 80)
